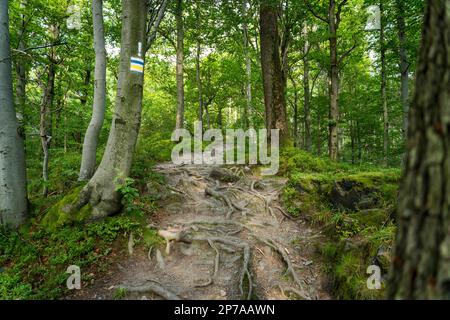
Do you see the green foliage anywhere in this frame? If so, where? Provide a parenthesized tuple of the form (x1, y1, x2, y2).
(0, 213, 141, 299)
(282, 148, 398, 299)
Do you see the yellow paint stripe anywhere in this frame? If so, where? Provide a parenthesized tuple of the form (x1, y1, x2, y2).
(130, 65, 144, 72)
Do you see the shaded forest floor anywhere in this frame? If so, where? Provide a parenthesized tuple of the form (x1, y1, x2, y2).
(68, 162, 330, 300)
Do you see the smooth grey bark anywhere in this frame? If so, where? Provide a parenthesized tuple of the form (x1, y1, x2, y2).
(175, 0, 184, 129)
(79, 0, 107, 181)
(0, 0, 28, 228)
(387, 0, 450, 299)
(380, 1, 389, 165)
(395, 0, 409, 138)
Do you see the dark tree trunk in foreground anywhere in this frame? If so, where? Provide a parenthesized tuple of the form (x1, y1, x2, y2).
(175, 0, 184, 129)
(79, 0, 107, 181)
(260, 0, 289, 145)
(388, 0, 450, 299)
(0, 0, 28, 228)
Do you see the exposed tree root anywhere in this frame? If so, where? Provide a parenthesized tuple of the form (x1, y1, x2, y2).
(192, 235, 253, 300)
(250, 234, 311, 300)
(117, 281, 181, 300)
(208, 239, 220, 279)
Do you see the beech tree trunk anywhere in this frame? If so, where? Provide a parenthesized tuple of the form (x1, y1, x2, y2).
(395, 0, 409, 138)
(0, 0, 28, 228)
(196, 0, 203, 124)
(74, 0, 149, 219)
(243, 0, 252, 129)
(381, 1, 389, 165)
(15, 0, 27, 128)
(328, 0, 339, 161)
(303, 24, 312, 152)
(387, 0, 450, 299)
(79, 0, 107, 181)
(175, 0, 184, 129)
(40, 54, 56, 197)
(259, 0, 289, 145)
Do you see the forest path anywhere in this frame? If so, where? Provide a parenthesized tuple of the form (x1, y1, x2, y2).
(72, 163, 330, 300)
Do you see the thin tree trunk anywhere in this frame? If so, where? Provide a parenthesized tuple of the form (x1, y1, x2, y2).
(381, 1, 389, 166)
(15, 0, 27, 129)
(40, 62, 56, 197)
(303, 24, 312, 152)
(259, 0, 289, 145)
(0, 0, 28, 228)
(175, 0, 184, 129)
(243, 0, 252, 128)
(196, 1, 203, 124)
(388, 0, 450, 299)
(328, 0, 339, 161)
(395, 0, 409, 139)
(79, 0, 107, 181)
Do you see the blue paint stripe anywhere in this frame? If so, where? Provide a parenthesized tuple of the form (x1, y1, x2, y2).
(131, 58, 144, 66)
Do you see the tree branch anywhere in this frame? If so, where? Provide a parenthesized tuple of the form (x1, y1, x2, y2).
(146, 0, 170, 52)
(303, 0, 328, 24)
(338, 38, 357, 66)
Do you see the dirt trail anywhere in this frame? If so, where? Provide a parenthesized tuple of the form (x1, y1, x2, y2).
(71, 163, 330, 300)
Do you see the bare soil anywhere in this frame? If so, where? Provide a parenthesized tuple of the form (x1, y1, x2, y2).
(68, 163, 331, 300)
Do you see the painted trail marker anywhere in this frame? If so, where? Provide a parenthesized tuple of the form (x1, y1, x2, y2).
(130, 57, 144, 74)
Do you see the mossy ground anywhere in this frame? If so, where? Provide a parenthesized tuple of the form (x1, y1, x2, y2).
(280, 147, 399, 299)
(0, 144, 167, 300)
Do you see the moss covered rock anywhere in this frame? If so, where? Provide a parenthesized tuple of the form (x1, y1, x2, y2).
(41, 186, 92, 231)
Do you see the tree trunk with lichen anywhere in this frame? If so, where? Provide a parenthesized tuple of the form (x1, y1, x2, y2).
(387, 0, 450, 299)
(175, 0, 184, 130)
(259, 0, 289, 145)
(72, 0, 147, 220)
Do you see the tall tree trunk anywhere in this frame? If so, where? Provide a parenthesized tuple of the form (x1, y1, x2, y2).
(303, 25, 312, 152)
(71, 0, 149, 220)
(196, 0, 203, 125)
(0, 0, 28, 228)
(328, 0, 339, 161)
(243, 0, 252, 128)
(395, 0, 409, 138)
(15, 0, 27, 129)
(40, 61, 56, 197)
(381, 1, 389, 166)
(259, 0, 289, 145)
(387, 0, 450, 299)
(175, 0, 184, 129)
(79, 0, 107, 181)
